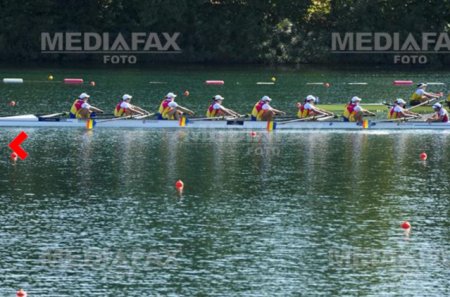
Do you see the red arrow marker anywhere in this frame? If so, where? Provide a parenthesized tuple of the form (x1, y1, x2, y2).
(9, 131, 28, 160)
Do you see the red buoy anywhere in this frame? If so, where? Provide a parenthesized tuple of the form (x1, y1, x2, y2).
(175, 180, 184, 190)
(16, 289, 27, 297)
(401, 221, 411, 229)
(183, 90, 190, 96)
(324, 82, 330, 88)
(10, 152, 18, 161)
(420, 152, 427, 160)
(393, 80, 413, 86)
(250, 131, 257, 137)
(8, 100, 16, 107)
(64, 78, 83, 84)
(89, 81, 96, 87)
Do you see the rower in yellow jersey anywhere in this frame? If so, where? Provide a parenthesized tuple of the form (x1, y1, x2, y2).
(157, 92, 195, 120)
(342, 96, 375, 122)
(114, 94, 148, 117)
(409, 83, 441, 106)
(387, 99, 419, 119)
(251, 96, 286, 121)
(296, 95, 332, 118)
(206, 95, 240, 118)
(69, 93, 104, 119)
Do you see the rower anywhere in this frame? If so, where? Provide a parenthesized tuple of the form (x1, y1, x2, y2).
(426, 103, 449, 123)
(69, 93, 104, 119)
(157, 92, 195, 120)
(410, 83, 441, 106)
(342, 96, 374, 122)
(206, 95, 240, 118)
(251, 95, 286, 121)
(114, 94, 147, 117)
(297, 95, 332, 118)
(388, 98, 419, 119)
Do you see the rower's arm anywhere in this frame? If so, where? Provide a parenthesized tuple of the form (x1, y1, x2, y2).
(223, 107, 241, 117)
(404, 109, 420, 116)
(362, 109, 376, 116)
(90, 106, 104, 113)
(424, 91, 441, 98)
(313, 107, 332, 116)
(177, 105, 195, 115)
(271, 108, 286, 115)
(129, 106, 146, 115)
(426, 114, 440, 122)
(131, 105, 149, 115)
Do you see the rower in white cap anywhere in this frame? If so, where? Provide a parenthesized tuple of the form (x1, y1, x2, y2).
(426, 103, 449, 123)
(251, 95, 286, 121)
(297, 95, 333, 119)
(69, 93, 104, 119)
(114, 94, 148, 117)
(342, 96, 375, 122)
(157, 92, 195, 120)
(410, 83, 442, 106)
(206, 95, 240, 118)
(387, 98, 419, 119)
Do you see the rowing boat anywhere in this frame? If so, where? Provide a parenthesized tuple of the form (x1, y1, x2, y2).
(0, 115, 448, 130)
(316, 103, 434, 113)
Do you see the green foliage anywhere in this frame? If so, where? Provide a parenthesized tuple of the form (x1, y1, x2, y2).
(0, 0, 449, 64)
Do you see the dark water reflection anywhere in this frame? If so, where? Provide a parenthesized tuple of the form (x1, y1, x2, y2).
(0, 129, 449, 296)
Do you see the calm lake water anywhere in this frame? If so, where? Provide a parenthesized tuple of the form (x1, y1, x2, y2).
(0, 68, 449, 296)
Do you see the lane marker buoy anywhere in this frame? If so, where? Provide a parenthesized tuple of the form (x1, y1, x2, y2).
(3, 78, 24, 84)
(205, 80, 224, 85)
(63, 78, 83, 84)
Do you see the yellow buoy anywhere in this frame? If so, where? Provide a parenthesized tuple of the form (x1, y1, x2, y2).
(48, 75, 54, 80)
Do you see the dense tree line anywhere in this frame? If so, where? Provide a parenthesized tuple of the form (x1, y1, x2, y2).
(1, 0, 450, 65)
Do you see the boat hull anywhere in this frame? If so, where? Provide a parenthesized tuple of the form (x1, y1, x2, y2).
(0, 115, 449, 130)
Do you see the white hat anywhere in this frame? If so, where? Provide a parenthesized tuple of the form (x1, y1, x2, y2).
(214, 95, 224, 101)
(166, 92, 177, 99)
(417, 83, 427, 88)
(122, 94, 132, 100)
(306, 95, 316, 102)
(79, 93, 90, 99)
(351, 96, 362, 102)
(395, 98, 406, 105)
(261, 95, 272, 102)
(433, 103, 442, 109)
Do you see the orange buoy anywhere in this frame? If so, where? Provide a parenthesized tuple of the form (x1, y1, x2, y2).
(183, 90, 190, 96)
(16, 289, 27, 297)
(89, 81, 96, 87)
(10, 152, 18, 161)
(8, 100, 16, 107)
(175, 180, 184, 190)
(324, 82, 330, 88)
(420, 152, 427, 160)
(401, 221, 411, 229)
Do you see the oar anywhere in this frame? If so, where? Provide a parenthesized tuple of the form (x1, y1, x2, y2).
(277, 114, 329, 125)
(133, 113, 155, 120)
(39, 112, 68, 118)
(408, 96, 441, 111)
(413, 113, 435, 121)
(374, 115, 422, 123)
(188, 116, 232, 121)
(316, 115, 336, 121)
(96, 113, 155, 123)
